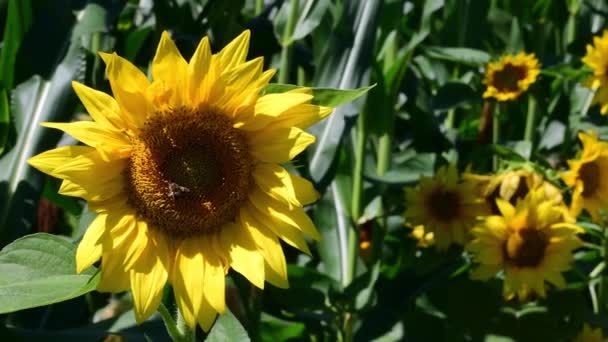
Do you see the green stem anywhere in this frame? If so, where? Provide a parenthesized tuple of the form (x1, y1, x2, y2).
(278, 0, 298, 84)
(158, 303, 193, 342)
(601, 229, 608, 314)
(297, 65, 306, 86)
(376, 34, 397, 176)
(493, 103, 501, 171)
(255, 0, 264, 15)
(350, 109, 367, 275)
(524, 96, 537, 143)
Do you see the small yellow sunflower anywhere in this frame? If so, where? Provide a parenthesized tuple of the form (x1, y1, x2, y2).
(465, 168, 563, 215)
(582, 30, 608, 114)
(561, 131, 608, 222)
(28, 31, 333, 331)
(404, 165, 489, 250)
(574, 323, 608, 342)
(467, 189, 582, 300)
(408, 225, 435, 248)
(482, 52, 541, 101)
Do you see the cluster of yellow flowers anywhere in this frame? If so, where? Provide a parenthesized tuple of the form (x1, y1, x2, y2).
(404, 30, 608, 302)
(405, 129, 608, 301)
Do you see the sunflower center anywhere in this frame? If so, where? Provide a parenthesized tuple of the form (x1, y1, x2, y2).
(580, 161, 600, 197)
(126, 107, 253, 237)
(504, 228, 548, 267)
(494, 63, 527, 92)
(427, 188, 461, 222)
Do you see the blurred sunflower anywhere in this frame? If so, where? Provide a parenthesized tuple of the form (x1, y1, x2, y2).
(561, 131, 608, 222)
(574, 323, 608, 342)
(467, 189, 582, 300)
(464, 168, 562, 215)
(28, 31, 332, 330)
(482, 52, 540, 101)
(404, 165, 489, 250)
(582, 30, 608, 114)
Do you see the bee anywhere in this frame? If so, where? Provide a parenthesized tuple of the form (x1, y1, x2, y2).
(167, 181, 191, 199)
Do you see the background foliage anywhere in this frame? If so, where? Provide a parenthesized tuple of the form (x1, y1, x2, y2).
(0, 0, 607, 341)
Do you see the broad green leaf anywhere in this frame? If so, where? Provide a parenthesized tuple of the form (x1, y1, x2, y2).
(260, 313, 306, 342)
(0, 233, 99, 314)
(263, 84, 375, 108)
(205, 308, 250, 342)
(309, 0, 381, 183)
(425, 46, 491, 66)
(0, 9, 89, 245)
(342, 262, 380, 311)
(364, 152, 435, 185)
(0, 0, 32, 90)
(432, 82, 477, 112)
(274, 0, 332, 45)
(0, 88, 9, 155)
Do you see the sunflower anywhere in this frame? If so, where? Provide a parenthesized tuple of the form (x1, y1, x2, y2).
(464, 168, 563, 215)
(574, 323, 608, 342)
(582, 30, 608, 114)
(561, 131, 608, 222)
(482, 52, 541, 101)
(28, 31, 333, 331)
(467, 189, 582, 300)
(404, 165, 489, 250)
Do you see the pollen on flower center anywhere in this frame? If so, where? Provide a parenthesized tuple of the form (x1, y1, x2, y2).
(427, 188, 461, 222)
(504, 228, 548, 267)
(579, 161, 600, 197)
(493, 64, 527, 91)
(126, 107, 253, 237)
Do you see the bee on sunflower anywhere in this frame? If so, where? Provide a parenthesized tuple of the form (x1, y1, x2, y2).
(482, 52, 541, 102)
(582, 30, 608, 115)
(404, 165, 489, 250)
(28, 31, 333, 331)
(561, 131, 608, 222)
(467, 189, 582, 300)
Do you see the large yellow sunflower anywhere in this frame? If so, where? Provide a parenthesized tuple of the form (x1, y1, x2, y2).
(574, 323, 608, 342)
(561, 131, 608, 222)
(467, 189, 582, 300)
(482, 52, 540, 102)
(582, 30, 608, 114)
(404, 165, 489, 250)
(28, 31, 333, 331)
(465, 168, 563, 215)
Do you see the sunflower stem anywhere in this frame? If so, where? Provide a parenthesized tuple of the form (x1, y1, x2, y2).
(376, 32, 398, 176)
(255, 0, 264, 15)
(492, 103, 501, 171)
(524, 95, 537, 144)
(158, 303, 192, 342)
(278, 0, 298, 84)
(601, 229, 608, 313)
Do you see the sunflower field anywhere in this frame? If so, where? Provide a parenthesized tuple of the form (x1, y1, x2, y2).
(4, 0, 608, 341)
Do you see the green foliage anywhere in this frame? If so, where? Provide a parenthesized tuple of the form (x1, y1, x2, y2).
(1, 0, 608, 340)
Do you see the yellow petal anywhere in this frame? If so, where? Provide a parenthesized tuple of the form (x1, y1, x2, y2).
(173, 236, 205, 320)
(249, 186, 320, 240)
(152, 31, 188, 106)
(250, 126, 316, 163)
(197, 295, 217, 332)
(201, 237, 226, 314)
(219, 221, 265, 289)
(291, 174, 320, 206)
(247, 204, 311, 255)
(174, 287, 197, 329)
(188, 36, 212, 104)
(71, 81, 131, 131)
(75, 212, 107, 273)
(41, 122, 131, 160)
(253, 163, 302, 207)
(99, 52, 149, 128)
(215, 30, 251, 71)
(130, 230, 170, 323)
(97, 251, 130, 292)
(239, 93, 314, 131)
(28, 145, 93, 175)
(495, 198, 515, 219)
(262, 104, 333, 131)
(240, 206, 288, 288)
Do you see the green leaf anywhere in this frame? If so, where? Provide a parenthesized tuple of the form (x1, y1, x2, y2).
(0, 20, 86, 245)
(0, 233, 99, 314)
(425, 46, 491, 66)
(308, 0, 381, 183)
(432, 82, 477, 112)
(0, 88, 9, 155)
(0, 0, 32, 90)
(364, 151, 435, 185)
(343, 262, 380, 311)
(264, 84, 375, 108)
(205, 308, 250, 342)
